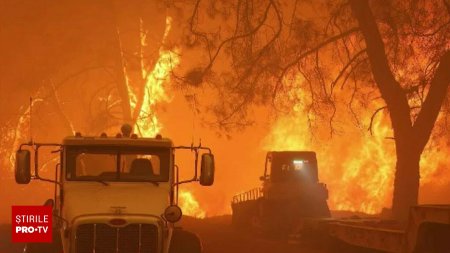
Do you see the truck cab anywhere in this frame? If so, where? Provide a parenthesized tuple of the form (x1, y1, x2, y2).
(262, 151, 320, 199)
(15, 125, 215, 253)
(261, 151, 329, 217)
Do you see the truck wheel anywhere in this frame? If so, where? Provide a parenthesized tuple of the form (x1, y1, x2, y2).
(169, 229, 202, 253)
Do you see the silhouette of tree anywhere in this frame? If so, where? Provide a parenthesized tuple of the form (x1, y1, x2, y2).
(182, 0, 450, 220)
(0, 0, 168, 170)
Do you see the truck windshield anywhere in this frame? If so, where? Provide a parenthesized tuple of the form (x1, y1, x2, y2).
(65, 146, 170, 182)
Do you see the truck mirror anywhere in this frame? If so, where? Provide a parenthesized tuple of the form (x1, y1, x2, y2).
(15, 150, 31, 184)
(199, 153, 215, 186)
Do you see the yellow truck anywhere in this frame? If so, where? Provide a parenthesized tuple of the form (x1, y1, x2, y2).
(15, 124, 215, 253)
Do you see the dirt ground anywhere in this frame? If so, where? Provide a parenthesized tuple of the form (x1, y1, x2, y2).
(179, 215, 369, 253)
(179, 216, 323, 253)
(0, 216, 375, 253)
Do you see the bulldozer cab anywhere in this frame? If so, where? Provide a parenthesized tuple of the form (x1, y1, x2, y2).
(263, 151, 319, 184)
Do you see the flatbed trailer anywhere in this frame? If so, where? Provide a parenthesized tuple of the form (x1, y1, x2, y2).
(232, 196, 450, 252)
(327, 205, 450, 253)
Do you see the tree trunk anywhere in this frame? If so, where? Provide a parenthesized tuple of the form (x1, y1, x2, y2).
(391, 139, 421, 221)
(392, 51, 450, 221)
(350, 0, 450, 221)
(111, 0, 167, 126)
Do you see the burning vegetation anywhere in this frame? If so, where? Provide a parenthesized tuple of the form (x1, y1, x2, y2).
(1, 0, 450, 223)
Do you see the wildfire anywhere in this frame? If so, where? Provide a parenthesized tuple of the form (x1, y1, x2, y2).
(130, 16, 180, 137)
(178, 189, 206, 218)
(420, 137, 450, 186)
(264, 74, 450, 214)
(5, 88, 46, 171)
(128, 16, 206, 218)
(328, 113, 395, 214)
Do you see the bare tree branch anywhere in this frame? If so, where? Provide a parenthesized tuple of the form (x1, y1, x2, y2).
(350, 0, 412, 141)
(368, 106, 387, 135)
(273, 27, 359, 100)
(191, 0, 276, 72)
(330, 48, 366, 95)
(413, 51, 450, 151)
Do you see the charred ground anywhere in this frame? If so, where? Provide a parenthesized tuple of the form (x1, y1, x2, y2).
(0, 214, 381, 253)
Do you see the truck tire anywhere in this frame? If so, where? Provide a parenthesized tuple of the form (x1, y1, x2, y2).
(169, 229, 202, 253)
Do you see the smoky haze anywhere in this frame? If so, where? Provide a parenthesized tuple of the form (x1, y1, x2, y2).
(1, 0, 450, 225)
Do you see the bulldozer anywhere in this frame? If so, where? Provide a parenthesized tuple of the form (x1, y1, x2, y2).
(231, 151, 330, 237)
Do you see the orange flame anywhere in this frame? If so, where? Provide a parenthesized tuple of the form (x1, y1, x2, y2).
(5, 88, 46, 171)
(328, 114, 395, 214)
(264, 75, 449, 214)
(128, 16, 205, 218)
(178, 189, 206, 218)
(131, 16, 180, 137)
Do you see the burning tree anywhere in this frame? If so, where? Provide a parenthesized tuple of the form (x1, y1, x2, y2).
(1, 1, 177, 149)
(0, 1, 185, 214)
(181, 0, 450, 220)
(1, 1, 214, 218)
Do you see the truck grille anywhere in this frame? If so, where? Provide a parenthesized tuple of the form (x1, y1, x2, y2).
(75, 223, 158, 253)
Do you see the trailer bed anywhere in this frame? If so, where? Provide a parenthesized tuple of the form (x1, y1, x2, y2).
(327, 205, 450, 253)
